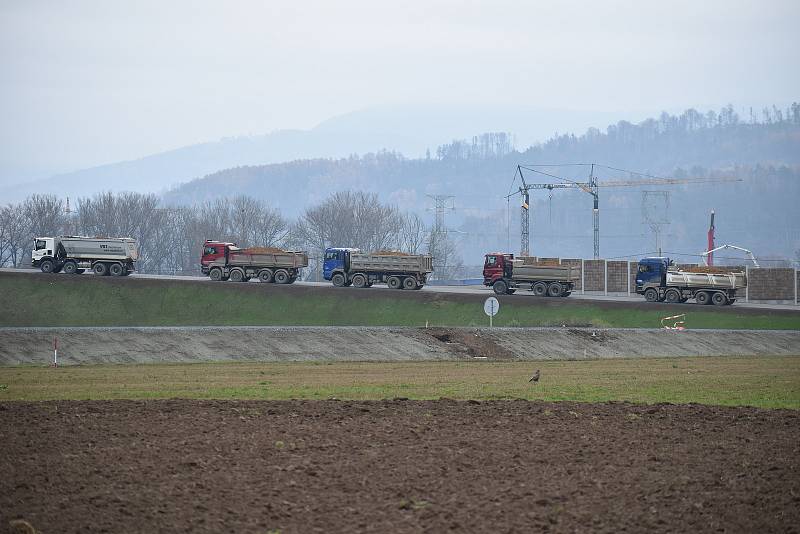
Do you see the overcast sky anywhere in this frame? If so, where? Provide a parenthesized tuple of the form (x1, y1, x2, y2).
(1, 0, 798, 184)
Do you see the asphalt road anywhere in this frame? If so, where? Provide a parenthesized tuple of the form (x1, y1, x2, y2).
(3, 267, 798, 311)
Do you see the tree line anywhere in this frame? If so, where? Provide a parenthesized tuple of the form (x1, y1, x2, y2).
(0, 191, 465, 279)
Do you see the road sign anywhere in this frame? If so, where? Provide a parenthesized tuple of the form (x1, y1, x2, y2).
(484, 297, 500, 317)
(484, 297, 500, 327)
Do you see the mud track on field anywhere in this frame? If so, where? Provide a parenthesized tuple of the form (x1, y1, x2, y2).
(1, 400, 798, 533)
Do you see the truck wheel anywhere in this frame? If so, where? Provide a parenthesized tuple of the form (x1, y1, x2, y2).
(40, 259, 55, 273)
(274, 270, 290, 284)
(532, 282, 547, 297)
(644, 288, 658, 302)
(492, 280, 507, 295)
(209, 268, 223, 281)
(695, 291, 711, 305)
(258, 270, 273, 283)
(109, 263, 124, 277)
(93, 262, 108, 276)
(712, 292, 727, 306)
(387, 276, 402, 289)
(352, 274, 367, 288)
(332, 273, 346, 287)
(402, 277, 417, 290)
(547, 282, 563, 297)
(229, 269, 244, 282)
(664, 289, 681, 303)
(62, 261, 78, 275)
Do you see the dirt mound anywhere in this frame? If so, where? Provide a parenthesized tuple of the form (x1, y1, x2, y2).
(420, 327, 515, 360)
(239, 246, 287, 254)
(1, 400, 796, 533)
(681, 265, 745, 274)
(371, 250, 412, 256)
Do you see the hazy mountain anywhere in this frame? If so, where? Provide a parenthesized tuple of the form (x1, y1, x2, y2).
(0, 104, 646, 203)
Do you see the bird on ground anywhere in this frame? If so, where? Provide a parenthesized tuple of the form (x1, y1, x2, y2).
(529, 370, 540, 383)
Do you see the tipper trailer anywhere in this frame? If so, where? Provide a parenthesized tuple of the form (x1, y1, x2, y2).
(31, 236, 138, 276)
(483, 253, 578, 296)
(323, 248, 433, 289)
(635, 257, 746, 305)
(201, 240, 308, 283)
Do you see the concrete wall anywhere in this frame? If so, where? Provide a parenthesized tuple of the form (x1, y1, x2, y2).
(583, 260, 605, 292)
(747, 268, 796, 301)
(607, 261, 629, 293)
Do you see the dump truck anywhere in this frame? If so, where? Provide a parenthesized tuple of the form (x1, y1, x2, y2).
(635, 257, 746, 305)
(323, 247, 433, 289)
(483, 253, 578, 296)
(31, 236, 138, 276)
(201, 240, 308, 283)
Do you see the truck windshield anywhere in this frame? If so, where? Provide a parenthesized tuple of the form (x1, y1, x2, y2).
(486, 256, 497, 265)
(35, 239, 46, 250)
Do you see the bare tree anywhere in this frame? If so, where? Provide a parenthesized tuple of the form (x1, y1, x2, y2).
(399, 212, 427, 254)
(0, 203, 29, 267)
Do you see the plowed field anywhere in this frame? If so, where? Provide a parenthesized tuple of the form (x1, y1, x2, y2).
(2, 400, 798, 533)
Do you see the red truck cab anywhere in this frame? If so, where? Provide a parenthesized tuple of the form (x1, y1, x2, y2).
(483, 253, 514, 285)
(201, 240, 235, 274)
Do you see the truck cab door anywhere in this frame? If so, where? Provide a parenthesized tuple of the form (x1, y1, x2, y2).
(322, 249, 343, 280)
(635, 260, 663, 290)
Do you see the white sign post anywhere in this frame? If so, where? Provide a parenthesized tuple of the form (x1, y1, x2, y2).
(483, 297, 500, 328)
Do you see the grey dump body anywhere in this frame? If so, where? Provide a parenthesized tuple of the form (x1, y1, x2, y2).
(665, 270, 746, 289)
(227, 250, 309, 269)
(59, 237, 139, 262)
(511, 262, 578, 283)
(349, 253, 433, 275)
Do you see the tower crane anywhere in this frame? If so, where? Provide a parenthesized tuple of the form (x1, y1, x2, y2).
(509, 164, 741, 259)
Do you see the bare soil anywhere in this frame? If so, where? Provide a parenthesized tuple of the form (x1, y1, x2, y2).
(1, 400, 798, 533)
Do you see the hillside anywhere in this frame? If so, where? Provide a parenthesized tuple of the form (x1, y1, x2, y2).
(161, 107, 800, 263)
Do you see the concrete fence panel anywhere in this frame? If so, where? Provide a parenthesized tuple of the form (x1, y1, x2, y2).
(583, 260, 605, 292)
(747, 268, 795, 301)
(607, 261, 628, 293)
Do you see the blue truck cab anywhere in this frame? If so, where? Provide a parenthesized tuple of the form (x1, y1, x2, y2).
(635, 257, 671, 293)
(322, 247, 360, 281)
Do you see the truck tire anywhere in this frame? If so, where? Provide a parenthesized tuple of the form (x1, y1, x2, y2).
(62, 261, 78, 275)
(492, 280, 507, 295)
(332, 273, 346, 287)
(229, 269, 245, 282)
(352, 274, 368, 288)
(664, 289, 681, 303)
(644, 288, 658, 302)
(109, 263, 124, 277)
(258, 270, 273, 283)
(209, 268, 223, 281)
(695, 291, 711, 305)
(532, 282, 547, 296)
(387, 276, 402, 289)
(402, 277, 417, 290)
(712, 292, 727, 306)
(93, 262, 108, 276)
(547, 282, 563, 297)
(40, 259, 55, 274)
(274, 270, 290, 284)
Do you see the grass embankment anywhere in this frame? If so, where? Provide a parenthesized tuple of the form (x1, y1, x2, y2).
(1, 357, 798, 408)
(1, 274, 798, 329)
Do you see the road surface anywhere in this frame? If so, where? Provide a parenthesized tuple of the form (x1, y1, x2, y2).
(2, 267, 798, 311)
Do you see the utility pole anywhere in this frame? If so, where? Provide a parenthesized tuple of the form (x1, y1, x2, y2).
(427, 194, 454, 278)
(589, 164, 599, 259)
(641, 191, 670, 256)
